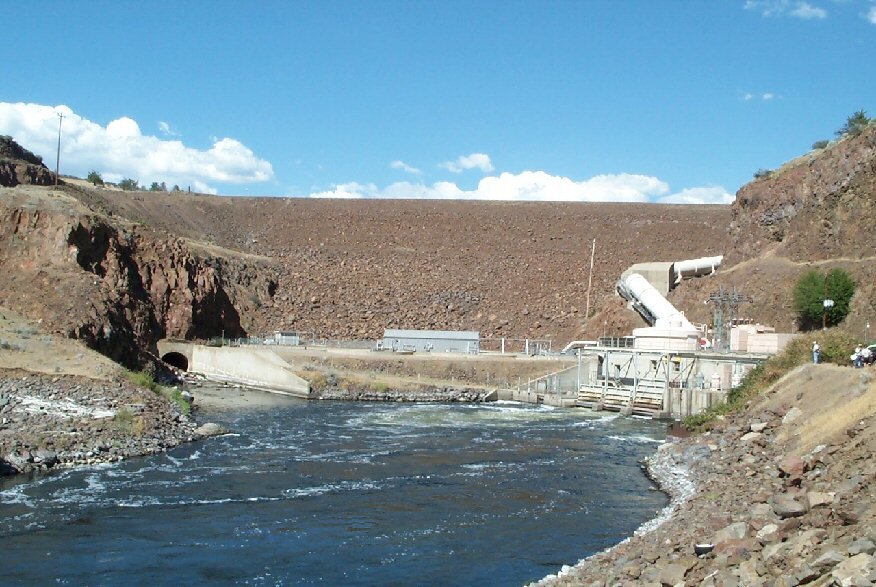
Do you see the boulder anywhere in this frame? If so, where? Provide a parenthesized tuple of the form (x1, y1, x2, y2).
(778, 454, 805, 477)
(848, 539, 876, 557)
(782, 407, 803, 425)
(714, 521, 749, 544)
(805, 491, 834, 509)
(771, 493, 807, 518)
(657, 562, 688, 586)
(831, 553, 874, 586)
(808, 549, 846, 572)
(193, 422, 228, 437)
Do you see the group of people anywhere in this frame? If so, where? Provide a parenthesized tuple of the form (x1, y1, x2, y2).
(812, 341, 874, 367)
(852, 344, 874, 368)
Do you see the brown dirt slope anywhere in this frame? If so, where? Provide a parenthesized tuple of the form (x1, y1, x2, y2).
(59, 185, 729, 344)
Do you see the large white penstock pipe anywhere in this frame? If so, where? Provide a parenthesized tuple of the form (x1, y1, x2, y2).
(674, 255, 723, 282)
(624, 273, 696, 331)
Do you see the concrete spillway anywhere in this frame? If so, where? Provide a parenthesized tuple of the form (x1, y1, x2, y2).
(158, 341, 311, 398)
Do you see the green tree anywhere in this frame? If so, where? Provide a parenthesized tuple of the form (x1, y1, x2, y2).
(792, 268, 855, 330)
(86, 170, 104, 186)
(149, 181, 162, 191)
(824, 268, 855, 325)
(811, 139, 829, 150)
(118, 178, 139, 191)
(835, 109, 871, 138)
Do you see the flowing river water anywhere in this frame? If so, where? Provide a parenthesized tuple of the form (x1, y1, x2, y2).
(1, 392, 668, 586)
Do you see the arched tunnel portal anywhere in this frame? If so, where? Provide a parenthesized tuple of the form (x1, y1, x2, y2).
(161, 351, 189, 371)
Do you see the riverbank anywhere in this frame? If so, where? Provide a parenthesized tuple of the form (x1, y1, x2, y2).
(535, 363, 876, 586)
(0, 370, 215, 475)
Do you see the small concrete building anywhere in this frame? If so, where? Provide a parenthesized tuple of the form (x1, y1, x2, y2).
(272, 331, 301, 346)
(382, 329, 480, 354)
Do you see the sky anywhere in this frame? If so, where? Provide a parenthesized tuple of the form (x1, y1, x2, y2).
(1, 1, 874, 203)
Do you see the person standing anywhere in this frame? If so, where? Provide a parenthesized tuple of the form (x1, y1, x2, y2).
(813, 341, 820, 364)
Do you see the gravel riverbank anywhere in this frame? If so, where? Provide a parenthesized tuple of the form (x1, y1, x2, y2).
(0, 370, 222, 476)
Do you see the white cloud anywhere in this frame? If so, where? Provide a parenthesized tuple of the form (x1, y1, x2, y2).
(745, 0, 827, 19)
(791, 2, 827, 18)
(390, 160, 422, 175)
(867, 5, 876, 24)
(440, 152, 495, 173)
(309, 181, 375, 199)
(657, 186, 735, 205)
(0, 102, 273, 192)
(741, 91, 777, 101)
(302, 171, 685, 203)
(158, 121, 179, 137)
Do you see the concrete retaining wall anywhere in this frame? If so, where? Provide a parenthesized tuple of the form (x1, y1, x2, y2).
(190, 346, 311, 398)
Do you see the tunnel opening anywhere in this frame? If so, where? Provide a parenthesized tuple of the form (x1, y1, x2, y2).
(162, 351, 189, 371)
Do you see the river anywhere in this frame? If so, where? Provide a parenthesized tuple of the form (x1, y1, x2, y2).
(1, 393, 668, 586)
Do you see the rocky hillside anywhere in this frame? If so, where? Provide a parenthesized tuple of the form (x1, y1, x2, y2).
(1, 122, 874, 367)
(58, 185, 729, 345)
(0, 186, 278, 366)
(0, 135, 55, 187)
(667, 125, 876, 333)
(539, 364, 876, 586)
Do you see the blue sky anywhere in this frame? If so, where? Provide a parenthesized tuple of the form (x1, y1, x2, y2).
(1, 0, 874, 202)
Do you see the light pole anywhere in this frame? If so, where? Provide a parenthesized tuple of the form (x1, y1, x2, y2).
(822, 298, 834, 330)
(54, 112, 65, 186)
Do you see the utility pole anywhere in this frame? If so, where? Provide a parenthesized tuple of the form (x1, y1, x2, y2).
(584, 238, 596, 321)
(54, 112, 65, 187)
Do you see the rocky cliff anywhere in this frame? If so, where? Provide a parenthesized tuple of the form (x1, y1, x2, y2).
(0, 135, 55, 187)
(0, 186, 279, 367)
(727, 125, 876, 265)
(666, 125, 876, 333)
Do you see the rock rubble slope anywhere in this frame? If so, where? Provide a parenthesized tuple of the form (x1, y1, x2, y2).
(536, 364, 876, 586)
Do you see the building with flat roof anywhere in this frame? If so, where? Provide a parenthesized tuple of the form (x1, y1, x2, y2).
(381, 329, 480, 353)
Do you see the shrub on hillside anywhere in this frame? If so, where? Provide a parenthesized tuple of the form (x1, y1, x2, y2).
(811, 139, 829, 150)
(87, 170, 104, 186)
(753, 168, 773, 179)
(835, 109, 871, 138)
(118, 178, 139, 191)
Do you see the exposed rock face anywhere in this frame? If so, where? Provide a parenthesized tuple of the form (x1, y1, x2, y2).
(0, 135, 55, 187)
(0, 187, 278, 367)
(727, 126, 876, 265)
